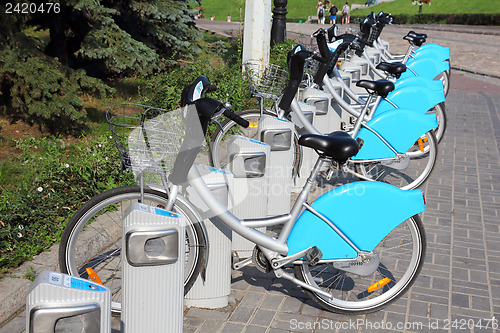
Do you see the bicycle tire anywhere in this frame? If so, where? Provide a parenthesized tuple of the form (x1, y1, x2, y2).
(435, 69, 450, 97)
(209, 109, 301, 174)
(58, 185, 206, 314)
(355, 130, 438, 190)
(294, 214, 426, 314)
(427, 102, 446, 143)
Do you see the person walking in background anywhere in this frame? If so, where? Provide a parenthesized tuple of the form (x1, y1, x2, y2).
(342, 2, 350, 24)
(317, 3, 325, 24)
(227, 14, 231, 22)
(329, 4, 338, 24)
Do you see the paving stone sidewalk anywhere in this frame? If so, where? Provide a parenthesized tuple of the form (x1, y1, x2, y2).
(1, 25, 500, 333)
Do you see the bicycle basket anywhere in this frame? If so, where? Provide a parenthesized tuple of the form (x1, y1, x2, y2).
(243, 60, 288, 100)
(106, 103, 185, 175)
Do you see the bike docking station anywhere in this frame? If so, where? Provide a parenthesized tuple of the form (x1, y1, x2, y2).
(184, 163, 234, 308)
(121, 202, 185, 332)
(226, 135, 270, 258)
(257, 115, 294, 216)
(26, 270, 111, 333)
(302, 86, 342, 134)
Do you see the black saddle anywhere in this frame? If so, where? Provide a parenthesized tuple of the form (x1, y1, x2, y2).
(407, 30, 428, 39)
(356, 79, 395, 98)
(298, 131, 359, 163)
(376, 61, 406, 78)
(403, 35, 426, 47)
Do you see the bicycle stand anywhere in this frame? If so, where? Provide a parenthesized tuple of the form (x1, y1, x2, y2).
(121, 203, 185, 332)
(226, 135, 270, 258)
(26, 271, 111, 333)
(185, 164, 234, 309)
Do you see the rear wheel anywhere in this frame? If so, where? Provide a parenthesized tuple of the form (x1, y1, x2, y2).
(427, 102, 446, 143)
(435, 70, 450, 97)
(59, 185, 206, 314)
(355, 131, 437, 190)
(294, 215, 426, 314)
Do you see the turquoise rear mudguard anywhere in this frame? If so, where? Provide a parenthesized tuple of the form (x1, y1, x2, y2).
(400, 58, 450, 80)
(394, 76, 444, 92)
(352, 109, 437, 160)
(287, 181, 425, 259)
(375, 84, 445, 116)
(414, 44, 450, 60)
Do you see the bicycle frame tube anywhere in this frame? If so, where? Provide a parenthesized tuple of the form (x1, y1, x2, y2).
(186, 157, 359, 258)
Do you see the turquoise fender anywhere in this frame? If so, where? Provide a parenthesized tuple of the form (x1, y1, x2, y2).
(400, 58, 450, 80)
(287, 181, 425, 259)
(375, 84, 445, 116)
(407, 50, 448, 65)
(394, 76, 444, 92)
(352, 109, 437, 160)
(414, 44, 450, 60)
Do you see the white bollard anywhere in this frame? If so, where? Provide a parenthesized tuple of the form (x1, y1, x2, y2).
(184, 164, 233, 308)
(258, 115, 294, 216)
(122, 203, 185, 333)
(242, 0, 272, 65)
(26, 271, 111, 333)
(226, 135, 270, 258)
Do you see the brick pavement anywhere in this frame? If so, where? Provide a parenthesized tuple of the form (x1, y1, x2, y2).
(1, 27, 500, 333)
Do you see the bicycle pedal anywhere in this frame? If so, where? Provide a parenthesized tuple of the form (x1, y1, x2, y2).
(305, 246, 322, 266)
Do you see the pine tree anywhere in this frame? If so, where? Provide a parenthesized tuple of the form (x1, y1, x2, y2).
(0, 1, 202, 133)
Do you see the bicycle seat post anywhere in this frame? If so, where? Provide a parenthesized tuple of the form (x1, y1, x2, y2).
(352, 94, 375, 135)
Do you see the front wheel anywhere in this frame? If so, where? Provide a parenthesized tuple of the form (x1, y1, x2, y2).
(58, 185, 206, 315)
(294, 215, 426, 314)
(355, 131, 438, 190)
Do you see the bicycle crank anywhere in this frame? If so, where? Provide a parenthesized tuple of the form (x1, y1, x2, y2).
(253, 246, 272, 273)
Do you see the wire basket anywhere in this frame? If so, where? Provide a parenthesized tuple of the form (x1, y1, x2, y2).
(106, 103, 185, 175)
(243, 60, 288, 100)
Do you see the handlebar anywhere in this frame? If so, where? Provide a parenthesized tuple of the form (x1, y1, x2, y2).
(223, 108, 249, 128)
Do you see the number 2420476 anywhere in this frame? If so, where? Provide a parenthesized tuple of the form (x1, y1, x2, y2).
(5, 3, 60, 14)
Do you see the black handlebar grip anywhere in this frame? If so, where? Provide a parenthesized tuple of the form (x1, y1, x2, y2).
(224, 109, 249, 128)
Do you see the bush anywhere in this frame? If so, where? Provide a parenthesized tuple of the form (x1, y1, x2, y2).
(0, 135, 134, 274)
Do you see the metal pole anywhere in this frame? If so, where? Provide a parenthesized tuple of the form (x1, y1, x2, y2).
(271, 0, 288, 46)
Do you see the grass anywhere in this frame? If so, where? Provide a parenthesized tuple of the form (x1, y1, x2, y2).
(351, 0, 500, 16)
(201, 0, 500, 22)
(201, 0, 366, 22)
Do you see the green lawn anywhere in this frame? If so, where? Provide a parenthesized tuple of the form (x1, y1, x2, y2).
(351, 0, 499, 16)
(201, 0, 366, 22)
(201, 0, 500, 22)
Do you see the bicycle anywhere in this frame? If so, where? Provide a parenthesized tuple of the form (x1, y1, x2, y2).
(59, 75, 427, 314)
(210, 49, 438, 190)
(312, 27, 447, 143)
(342, 12, 450, 96)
